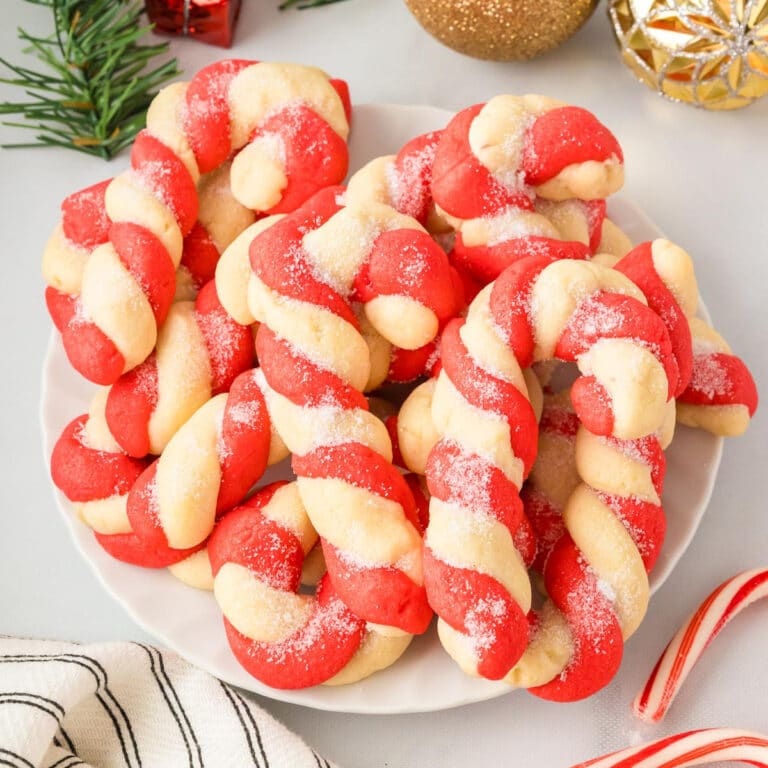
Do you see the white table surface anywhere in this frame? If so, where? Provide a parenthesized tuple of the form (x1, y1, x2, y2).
(1, 1, 767, 765)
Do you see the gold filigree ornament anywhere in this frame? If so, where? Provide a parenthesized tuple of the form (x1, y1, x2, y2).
(608, 0, 768, 109)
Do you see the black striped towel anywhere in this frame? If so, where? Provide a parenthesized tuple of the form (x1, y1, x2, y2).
(0, 638, 337, 768)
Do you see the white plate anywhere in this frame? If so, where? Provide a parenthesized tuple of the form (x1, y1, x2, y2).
(40, 103, 723, 714)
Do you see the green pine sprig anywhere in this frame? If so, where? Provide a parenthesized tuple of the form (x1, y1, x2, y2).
(0, 0, 180, 159)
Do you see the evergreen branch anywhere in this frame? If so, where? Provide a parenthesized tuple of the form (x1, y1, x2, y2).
(0, 0, 181, 160)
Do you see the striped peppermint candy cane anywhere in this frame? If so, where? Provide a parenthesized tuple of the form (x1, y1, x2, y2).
(571, 728, 768, 768)
(634, 567, 768, 723)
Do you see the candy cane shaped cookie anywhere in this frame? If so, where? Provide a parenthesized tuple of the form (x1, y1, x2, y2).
(246, 187, 456, 634)
(126, 368, 284, 551)
(104, 281, 254, 458)
(432, 95, 624, 222)
(50, 389, 200, 567)
(634, 568, 768, 723)
(425, 254, 677, 683)
(570, 729, 768, 768)
(210, 482, 412, 689)
(44, 59, 350, 385)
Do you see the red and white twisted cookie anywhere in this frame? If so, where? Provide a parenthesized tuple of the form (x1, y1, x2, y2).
(424, 253, 678, 686)
(571, 729, 768, 768)
(43, 59, 350, 385)
(634, 567, 768, 723)
(431, 95, 624, 219)
(126, 368, 284, 551)
(242, 187, 456, 635)
(50, 389, 200, 567)
(427, 95, 624, 284)
(209, 482, 412, 689)
(104, 281, 254, 458)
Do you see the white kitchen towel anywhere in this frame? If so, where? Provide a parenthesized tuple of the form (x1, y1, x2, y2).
(0, 637, 337, 768)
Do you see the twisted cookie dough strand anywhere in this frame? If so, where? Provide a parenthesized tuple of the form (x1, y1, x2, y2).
(50, 390, 200, 567)
(427, 255, 677, 682)
(210, 482, 411, 689)
(45, 60, 349, 385)
(126, 368, 284, 551)
(247, 187, 456, 634)
(104, 281, 254, 458)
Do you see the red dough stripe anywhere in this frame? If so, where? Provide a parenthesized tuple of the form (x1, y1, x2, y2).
(94, 530, 202, 568)
(530, 535, 624, 701)
(329, 78, 352, 123)
(180, 223, 221, 289)
(423, 547, 529, 680)
(452, 232, 589, 285)
(523, 106, 623, 187)
(183, 59, 255, 174)
(208, 501, 303, 591)
(61, 179, 111, 248)
(131, 130, 198, 237)
(489, 253, 554, 367)
(353, 228, 457, 321)
(679, 353, 759, 414)
(215, 372, 272, 514)
(222, 575, 366, 690)
(194, 281, 255, 395)
(255, 325, 367, 412)
(322, 543, 433, 635)
(293, 443, 421, 533)
(257, 105, 349, 215)
(426, 441, 524, 535)
(615, 242, 693, 395)
(440, 319, 538, 474)
(600, 493, 667, 573)
(62, 317, 125, 387)
(431, 104, 534, 220)
(390, 130, 442, 226)
(109, 221, 177, 326)
(105, 356, 159, 459)
(51, 416, 148, 501)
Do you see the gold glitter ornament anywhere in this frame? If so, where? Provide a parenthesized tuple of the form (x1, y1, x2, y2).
(404, 0, 599, 61)
(609, 0, 768, 110)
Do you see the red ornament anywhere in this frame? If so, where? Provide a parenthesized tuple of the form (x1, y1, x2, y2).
(146, 0, 242, 48)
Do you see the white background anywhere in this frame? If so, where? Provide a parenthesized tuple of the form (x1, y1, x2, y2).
(1, 1, 767, 766)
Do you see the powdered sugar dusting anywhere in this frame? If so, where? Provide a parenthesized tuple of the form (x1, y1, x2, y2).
(465, 596, 508, 654)
(689, 354, 733, 399)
